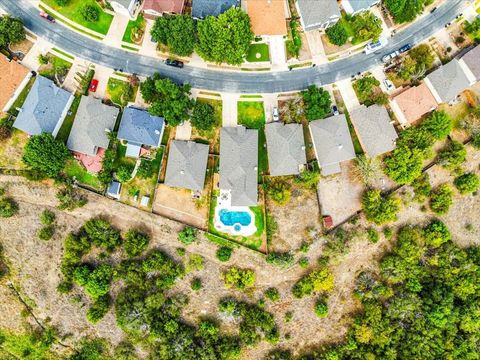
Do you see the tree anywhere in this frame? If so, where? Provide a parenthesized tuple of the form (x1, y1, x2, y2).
(222, 267, 256, 290)
(80, 4, 99, 22)
(439, 140, 466, 170)
(150, 15, 195, 56)
(83, 218, 121, 251)
(56, 187, 87, 211)
(384, 0, 427, 23)
(430, 184, 453, 215)
(123, 229, 150, 258)
(0, 197, 18, 218)
(362, 189, 401, 225)
(411, 173, 431, 202)
(23, 133, 70, 178)
(454, 173, 480, 194)
(0, 16, 25, 48)
(292, 267, 334, 298)
(191, 101, 215, 131)
(314, 297, 328, 318)
(196, 7, 254, 65)
(326, 22, 348, 46)
(384, 146, 424, 185)
(136, 159, 153, 179)
(350, 11, 382, 43)
(422, 111, 452, 140)
(423, 220, 451, 247)
(74, 263, 114, 299)
(86, 295, 111, 323)
(301, 85, 332, 121)
(140, 74, 193, 126)
(116, 164, 133, 183)
(353, 76, 386, 106)
(178, 226, 197, 245)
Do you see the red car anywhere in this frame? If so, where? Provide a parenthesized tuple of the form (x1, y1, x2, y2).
(89, 79, 99, 93)
(39, 12, 55, 23)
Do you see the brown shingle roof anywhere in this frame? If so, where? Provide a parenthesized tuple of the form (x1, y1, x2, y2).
(0, 57, 29, 114)
(391, 82, 438, 124)
(245, 0, 287, 36)
(143, 0, 185, 14)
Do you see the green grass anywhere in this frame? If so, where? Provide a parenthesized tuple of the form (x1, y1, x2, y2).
(107, 78, 137, 107)
(8, 76, 36, 116)
(42, 0, 113, 35)
(258, 127, 268, 182)
(237, 101, 265, 129)
(240, 95, 262, 99)
(52, 47, 74, 60)
(345, 111, 364, 155)
(122, 15, 145, 44)
(56, 96, 80, 143)
(161, 126, 172, 146)
(38, 54, 72, 80)
(246, 43, 270, 62)
(64, 159, 104, 190)
(0, 329, 55, 359)
(121, 45, 139, 52)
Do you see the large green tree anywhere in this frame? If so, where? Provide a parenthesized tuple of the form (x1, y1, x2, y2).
(196, 7, 254, 65)
(385, 0, 428, 23)
(22, 133, 70, 178)
(0, 16, 25, 48)
(150, 15, 195, 56)
(191, 101, 215, 131)
(350, 11, 382, 43)
(362, 189, 401, 225)
(301, 85, 332, 121)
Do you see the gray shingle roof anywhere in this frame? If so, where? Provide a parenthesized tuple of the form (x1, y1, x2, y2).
(164, 140, 209, 191)
(461, 45, 480, 81)
(343, 0, 378, 13)
(349, 105, 398, 157)
(426, 59, 472, 103)
(117, 107, 164, 147)
(309, 115, 356, 175)
(13, 76, 73, 135)
(192, 0, 239, 18)
(67, 96, 119, 156)
(296, 0, 340, 31)
(265, 122, 306, 176)
(219, 126, 258, 206)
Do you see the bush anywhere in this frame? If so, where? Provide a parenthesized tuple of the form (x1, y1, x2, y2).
(178, 226, 197, 245)
(81, 4, 99, 22)
(298, 257, 309, 268)
(301, 85, 332, 121)
(191, 277, 202, 291)
(423, 220, 451, 247)
(38, 225, 55, 241)
(472, 133, 480, 149)
(185, 254, 204, 273)
(430, 184, 453, 215)
(57, 187, 87, 211)
(191, 101, 215, 131)
(86, 295, 111, 323)
(384, 146, 424, 185)
(439, 140, 466, 171)
(116, 165, 134, 183)
(265, 287, 280, 302)
(114, 341, 136, 360)
(136, 160, 153, 179)
(55, 0, 69, 5)
(383, 227, 393, 239)
(411, 173, 431, 202)
(266, 180, 291, 205)
(362, 190, 401, 225)
(40, 210, 55, 225)
(294, 168, 320, 189)
(314, 298, 328, 318)
(422, 111, 453, 140)
(216, 246, 232, 262)
(73, 264, 113, 299)
(83, 218, 121, 251)
(222, 267, 256, 290)
(266, 252, 294, 267)
(0, 197, 18, 218)
(367, 228, 379, 243)
(326, 22, 349, 46)
(454, 172, 480, 194)
(123, 229, 149, 257)
(292, 267, 334, 298)
(176, 247, 186, 256)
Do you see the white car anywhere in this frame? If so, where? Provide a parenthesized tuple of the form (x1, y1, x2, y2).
(364, 37, 388, 55)
(272, 107, 279, 121)
(383, 79, 395, 91)
(382, 50, 399, 63)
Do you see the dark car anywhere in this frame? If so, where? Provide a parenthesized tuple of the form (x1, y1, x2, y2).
(399, 43, 412, 53)
(165, 59, 184, 68)
(331, 104, 339, 116)
(39, 11, 55, 23)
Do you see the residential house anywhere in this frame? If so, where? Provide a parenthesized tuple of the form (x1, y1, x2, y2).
(265, 122, 306, 176)
(296, 0, 341, 31)
(350, 105, 398, 157)
(309, 115, 356, 176)
(245, 0, 288, 37)
(219, 126, 258, 207)
(109, 0, 142, 19)
(424, 59, 474, 104)
(390, 82, 438, 126)
(164, 140, 209, 192)
(459, 45, 480, 83)
(117, 107, 165, 158)
(143, 0, 185, 20)
(0, 56, 31, 115)
(342, 0, 380, 15)
(192, 0, 240, 19)
(13, 76, 74, 137)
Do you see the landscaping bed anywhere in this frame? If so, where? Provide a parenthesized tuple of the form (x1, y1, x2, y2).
(38, 54, 72, 85)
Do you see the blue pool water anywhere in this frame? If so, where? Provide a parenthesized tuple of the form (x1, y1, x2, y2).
(219, 209, 252, 227)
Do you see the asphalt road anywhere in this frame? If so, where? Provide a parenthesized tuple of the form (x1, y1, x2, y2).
(0, 0, 467, 93)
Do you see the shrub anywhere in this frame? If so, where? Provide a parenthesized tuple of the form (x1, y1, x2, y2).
(38, 54, 49, 65)
(222, 267, 256, 290)
(57, 187, 87, 211)
(454, 172, 480, 194)
(284, 311, 293, 322)
(176, 247, 186, 256)
(298, 257, 309, 268)
(55, 0, 69, 5)
(265, 287, 280, 302)
(191, 101, 216, 131)
(362, 190, 401, 225)
(40, 210, 55, 225)
(301, 85, 332, 121)
(326, 22, 348, 46)
(472, 133, 480, 149)
(439, 140, 466, 171)
(74, 264, 114, 299)
(114, 341, 136, 360)
(116, 165, 134, 183)
(191, 277, 202, 291)
(0, 197, 18, 218)
(299, 242, 310, 253)
(178, 226, 197, 245)
(185, 254, 204, 273)
(266, 252, 294, 267)
(314, 298, 328, 318)
(81, 4, 99, 22)
(423, 220, 451, 247)
(86, 294, 111, 323)
(83, 219, 121, 251)
(383, 227, 393, 239)
(294, 168, 320, 189)
(38, 225, 55, 241)
(384, 146, 423, 185)
(267, 180, 291, 205)
(292, 267, 334, 298)
(367, 228, 379, 243)
(411, 173, 431, 202)
(136, 160, 153, 179)
(123, 229, 149, 257)
(216, 246, 232, 262)
(430, 184, 453, 215)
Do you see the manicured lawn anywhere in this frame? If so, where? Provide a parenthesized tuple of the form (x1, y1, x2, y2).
(42, 0, 113, 35)
(64, 159, 104, 190)
(191, 98, 222, 154)
(38, 54, 72, 81)
(107, 78, 137, 107)
(237, 101, 265, 129)
(246, 43, 270, 62)
(8, 77, 36, 116)
(122, 15, 145, 44)
(56, 96, 80, 143)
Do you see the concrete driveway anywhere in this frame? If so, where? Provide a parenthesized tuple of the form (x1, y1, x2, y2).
(269, 36, 287, 66)
(336, 78, 360, 111)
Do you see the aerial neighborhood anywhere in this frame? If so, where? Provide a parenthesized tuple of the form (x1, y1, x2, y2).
(1, 0, 480, 359)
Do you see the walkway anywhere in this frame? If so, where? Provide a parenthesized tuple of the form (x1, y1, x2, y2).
(104, 14, 130, 48)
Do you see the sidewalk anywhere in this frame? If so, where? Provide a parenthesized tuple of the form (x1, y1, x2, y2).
(104, 14, 130, 48)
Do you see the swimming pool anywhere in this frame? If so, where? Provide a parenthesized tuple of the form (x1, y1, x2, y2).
(219, 209, 252, 227)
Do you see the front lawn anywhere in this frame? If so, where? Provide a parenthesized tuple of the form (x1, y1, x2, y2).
(246, 43, 270, 62)
(122, 15, 146, 44)
(191, 97, 222, 154)
(237, 101, 265, 129)
(42, 0, 113, 35)
(64, 159, 104, 191)
(56, 96, 81, 143)
(38, 54, 72, 84)
(107, 78, 137, 107)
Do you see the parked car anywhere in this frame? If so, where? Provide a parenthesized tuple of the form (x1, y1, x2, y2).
(165, 59, 184, 68)
(39, 11, 55, 23)
(331, 104, 339, 116)
(364, 37, 388, 55)
(89, 79, 99, 93)
(272, 107, 279, 121)
(383, 79, 395, 92)
(430, 7, 437, 13)
(398, 43, 412, 53)
(382, 50, 400, 63)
